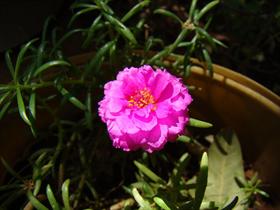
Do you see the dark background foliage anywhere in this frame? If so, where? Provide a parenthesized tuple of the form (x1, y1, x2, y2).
(211, 0, 280, 95)
(0, 0, 279, 94)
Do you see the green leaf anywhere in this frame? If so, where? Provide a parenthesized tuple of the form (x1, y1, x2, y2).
(0, 101, 12, 120)
(134, 161, 165, 184)
(202, 49, 213, 75)
(17, 89, 36, 136)
(16, 87, 31, 126)
(35, 16, 53, 68)
(71, 2, 97, 10)
(195, 0, 219, 22)
(5, 50, 15, 79)
(153, 197, 171, 210)
(84, 40, 115, 77)
(148, 29, 189, 64)
(50, 29, 85, 55)
(33, 179, 42, 196)
(62, 179, 71, 210)
(15, 38, 39, 81)
(131, 181, 155, 197)
(204, 15, 213, 30)
(82, 15, 102, 48)
(136, 18, 145, 30)
(193, 152, 208, 210)
(196, 27, 215, 47)
(170, 153, 190, 188)
(68, 6, 99, 27)
(33, 60, 70, 77)
(204, 129, 247, 210)
(147, 48, 168, 64)
(169, 29, 189, 54)
(35, 42, 47, 68)
(41, 16, 55, 43)
(46, 184, 60, 210)
(51, 27, 60, 47)
(154, 9, 183, 25)
(93, 0, 114, 15)
(0, 91, 12, 106)
(29, 91, 36, 120)
(57, 85, 87, 111)
(103, 13, 137, 44)
(177, 135, 192, 143)
(121, 0, 150, 23)
(144, 37, 164, 53)
(213, 37, 227, 48)
(33, 153, 46, 180)
(1, 158, 23, 182)
(189, 118, 213, 128)
(85, 180, 99, 200)
(189, 0, 198, 20)
(27, 190, 49, 210)
(256, 189, 269, 198)
(132, 188, 153, 210)
(85, 88, 93, 129)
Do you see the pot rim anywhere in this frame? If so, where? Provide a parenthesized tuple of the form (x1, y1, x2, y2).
(69, 51, 280, 116)
(189, 62, 280, 116)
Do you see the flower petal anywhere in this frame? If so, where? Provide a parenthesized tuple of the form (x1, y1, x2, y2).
(132, 111, 157, 131)
(115, 115, 139, 134)
(98, 65, 192, 153)
(155, 101, 170, 119)
(145, 125, 168, 153)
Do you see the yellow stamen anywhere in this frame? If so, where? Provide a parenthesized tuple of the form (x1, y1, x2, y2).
(128, 88, 157, 110)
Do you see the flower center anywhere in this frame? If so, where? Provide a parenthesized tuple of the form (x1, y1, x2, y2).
(128, 88, 156, 110)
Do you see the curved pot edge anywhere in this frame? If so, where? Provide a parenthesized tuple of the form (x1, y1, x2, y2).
(68, 52, 280, 116)
(189, 64, 280, 117)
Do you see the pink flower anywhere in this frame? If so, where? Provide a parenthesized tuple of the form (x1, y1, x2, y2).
(98, 65, 192, 153)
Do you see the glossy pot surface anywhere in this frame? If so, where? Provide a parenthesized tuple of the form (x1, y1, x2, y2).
(186, 62, 280, 204)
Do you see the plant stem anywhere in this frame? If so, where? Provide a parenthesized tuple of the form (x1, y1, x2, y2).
(0, 80, 93, 91)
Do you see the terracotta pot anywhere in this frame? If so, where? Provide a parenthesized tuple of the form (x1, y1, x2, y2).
(185, 62, 280, 205)
(0, 52, 279, 206)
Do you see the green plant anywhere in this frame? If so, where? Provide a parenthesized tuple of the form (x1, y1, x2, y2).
(210, 0, 280, 94)
(0, 0, 269, 209)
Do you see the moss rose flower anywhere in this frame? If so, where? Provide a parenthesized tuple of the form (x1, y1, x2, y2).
(98, 65, 192, 153)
